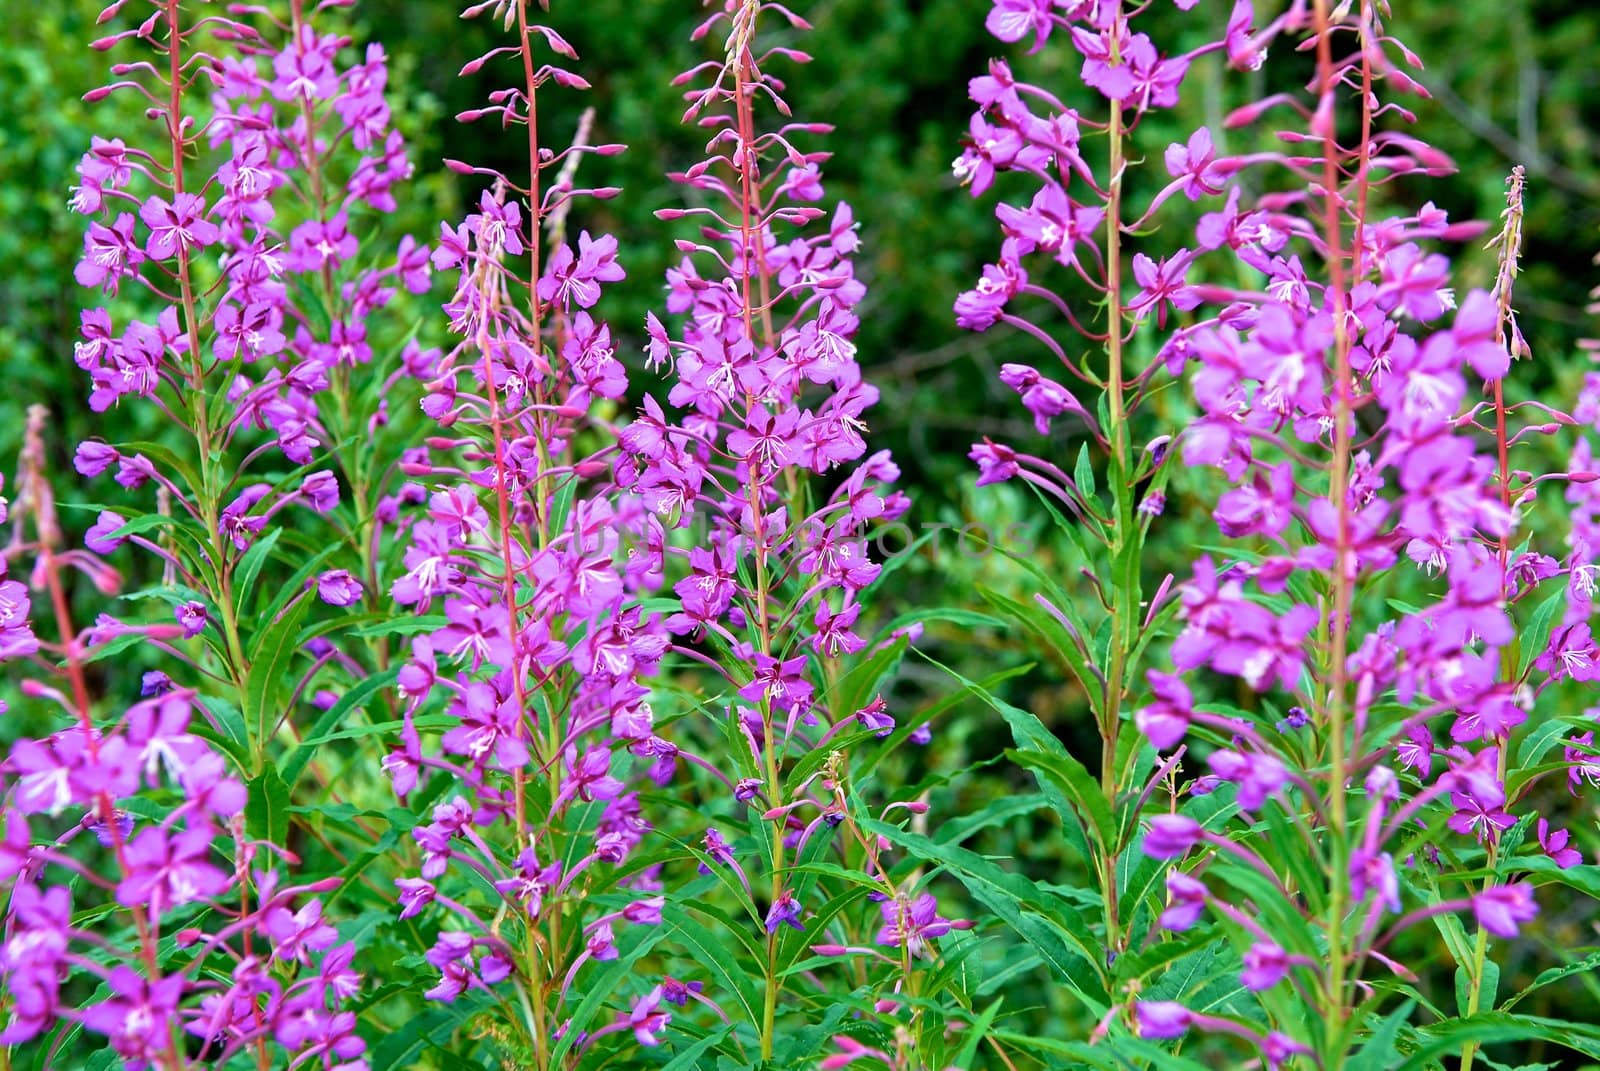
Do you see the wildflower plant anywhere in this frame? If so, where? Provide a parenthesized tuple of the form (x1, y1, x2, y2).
(950, 0, 1600, 1066)
(2, 0, 431, 1064)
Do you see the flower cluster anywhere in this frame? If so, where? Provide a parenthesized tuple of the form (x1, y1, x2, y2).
(3, 409, 364, 1067)
(375, 2, 687, 1058)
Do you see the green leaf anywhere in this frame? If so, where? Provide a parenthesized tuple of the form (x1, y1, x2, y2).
(550, 927, 668, 1066)
(659, 1024, 736, 1071)
(259, 544, 341, 626)
(1503, 949, 1600, 1011)
(661, 905, 762, 1028)
(1007, 747, 1115, 852)
(242, 595, 313, 754)
(978, 585, 1100, 706)
(851, 660, 1036, 782)
(196, 695, 251, 770)
(233, 527, 283, 618)
(1396, 1011, 1600, 1069)
(244, 766, 291, 846)
(368, 998, 492, 1068)
(864, 818, 1108, 1010)
(951, 998, 1004, 1068)
(1074, 442, 1097, 499)
(830, 634, 908, 729)
(1457, 960, 1500, 1016)
(1516, 585, 1567, 678)
(350, 615, 447, 638)
(936, 793, 1046, 843)
(1520, 855, 1600, 899)
(1349, 998, 1415, 1071)
(770, 1002, 852, 1068)
(280, 667, 401, 785)
(914, 650, 1101, 857)
(547, 472, 578, 537)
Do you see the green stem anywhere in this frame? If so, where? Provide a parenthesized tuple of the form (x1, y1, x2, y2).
(1100, 0, 1136, 962)
(1311, 0, 1358, 1062)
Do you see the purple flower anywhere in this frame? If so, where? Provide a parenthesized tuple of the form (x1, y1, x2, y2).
(1241, 941, 1291, 991)
(315, 569, 365, 607)
(855, 695, 896, 737)
(1446, 787, 1516, 843)
(554, 745, 624, 810)
(995, 182, 1103, 268)
(75, 440, 119, 477)
(76, 212, 144, 293)
(1536, 624, 1598, 682)
(85, 511, 129, 555)
(212, 301, 286, 362)
(1165, 128, 1224, 200)
(627, 986, 671, 1046)
(738, 654, 813, 715)
(116, 827, 228, 912)
(1142, 814, 1203, 859)
(139, 193, 220, 259)
(970, 439, 1020, 486)
(1208, 749, 1287, 811)
(300, 471, 340, 513)
(265, 899, 338, 965)
(442, 682, 530, 770)
(538, 230, 624, 310)
(765, 890, 804, 933)
(0, 810, 33, 880)
(1135, 671, 1192, 750)
(661, 977, 704, 1008)
(1537, 819, 1582, 869)
(396, 878, 437, 920)
(1263, 1032, 1312, 1070)
(81, 967, 184, 1068)
(985, 0, 1054, 52)
(1135, 1000, 1193, 1039)
(1159, 870, 1207, 931)
(998, 363, 1086, 435)
(465, 190, 524, 256)
(271, 23, 340, 100)
(875, 893, 955, 956)
(624, 897, 665, 925)
(1473, 883, 1538, 939)
(1350, 848, 1401, 914)
(175, 600, 207, 638)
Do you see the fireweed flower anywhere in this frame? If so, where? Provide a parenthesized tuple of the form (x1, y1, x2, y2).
(1135, 1001, 1194, 1040)
(1473, 883, 1539, 939)
(765, 891, 805, 934)
(874, 892, 957, 956)
(1142, 815, 1204, 859)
